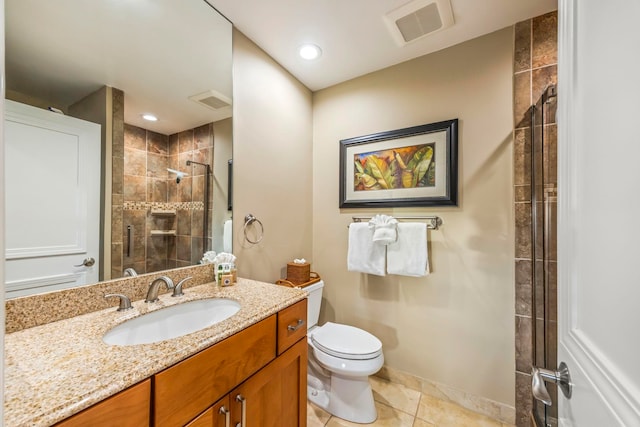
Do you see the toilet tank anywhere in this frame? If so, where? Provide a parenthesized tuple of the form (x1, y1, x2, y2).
(304, 280, 324, 329)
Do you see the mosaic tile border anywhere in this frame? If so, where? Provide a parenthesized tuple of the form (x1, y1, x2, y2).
(123, 201, 204, 211)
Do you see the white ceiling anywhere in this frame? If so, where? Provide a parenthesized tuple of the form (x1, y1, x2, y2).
(211, 0, 557, 91)
(5, 0, 557, 135)
(5, 0, 233, 135)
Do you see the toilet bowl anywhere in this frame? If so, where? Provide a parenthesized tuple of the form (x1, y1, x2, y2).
(304, 280, 384, 424)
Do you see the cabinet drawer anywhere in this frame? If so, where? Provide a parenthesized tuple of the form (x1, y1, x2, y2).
(277, 299, 307, 355)
(55, 380, 150, 427)
(154, 315, 276, 426)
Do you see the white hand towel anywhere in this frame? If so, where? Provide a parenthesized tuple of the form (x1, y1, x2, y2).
(347, 223, 386, 276)
(223, 219, 233, 253)
(387, 223, 429, 277)
(369, 214, 398, 244)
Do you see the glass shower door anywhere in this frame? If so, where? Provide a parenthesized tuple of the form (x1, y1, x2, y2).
(531, 84, 558, 427)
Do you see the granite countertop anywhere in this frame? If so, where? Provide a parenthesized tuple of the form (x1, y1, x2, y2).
(4, 278, 307, 427)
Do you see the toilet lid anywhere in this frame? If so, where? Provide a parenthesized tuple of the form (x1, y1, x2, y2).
(311, 322, 382, 360)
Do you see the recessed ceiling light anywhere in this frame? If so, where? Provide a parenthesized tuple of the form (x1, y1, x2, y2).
(142, 114, 158, 122)
(298, 44, 322, 60)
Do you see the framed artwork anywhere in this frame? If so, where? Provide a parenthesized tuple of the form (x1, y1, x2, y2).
(339, 119, 458, 208)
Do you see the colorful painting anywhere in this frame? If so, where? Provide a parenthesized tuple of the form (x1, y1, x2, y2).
(339, 119, 458, 208)
(353, 143, 436, 192)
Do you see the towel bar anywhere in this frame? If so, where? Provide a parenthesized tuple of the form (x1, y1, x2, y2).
(351, 215, 442, 230)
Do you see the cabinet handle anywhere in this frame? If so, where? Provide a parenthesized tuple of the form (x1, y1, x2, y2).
(235, 394, 246, 427)
(219, 405, 230, 427)
(287, 319, 305, 332)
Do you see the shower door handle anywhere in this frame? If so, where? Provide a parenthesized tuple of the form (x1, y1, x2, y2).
(531, 361, 572, 406)
(74, 257, 95, 267)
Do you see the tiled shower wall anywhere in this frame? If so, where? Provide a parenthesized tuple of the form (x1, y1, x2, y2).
(110, 89, 126, 279)
(513, 11, 558, 427)
(112, 123, 214, 277)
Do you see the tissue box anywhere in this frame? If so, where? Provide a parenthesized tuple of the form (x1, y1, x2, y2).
(286, 262, 310, 285)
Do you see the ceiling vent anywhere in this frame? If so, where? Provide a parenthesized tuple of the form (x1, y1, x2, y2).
(189, 89, 232, 111)
(384, 0, 454, 46)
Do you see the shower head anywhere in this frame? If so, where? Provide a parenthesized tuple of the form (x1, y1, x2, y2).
(167, 168, 189, 184)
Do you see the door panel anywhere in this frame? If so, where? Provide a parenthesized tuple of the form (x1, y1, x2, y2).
(557, 1, 640, 425)
(231, 338, 307, 427)
(4, 100, 100, 297)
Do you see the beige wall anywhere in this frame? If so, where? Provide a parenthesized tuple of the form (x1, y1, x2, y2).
(232, 30, 313, 281)
(312, 28, 515, 405)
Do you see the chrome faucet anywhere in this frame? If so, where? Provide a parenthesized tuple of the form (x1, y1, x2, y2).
(172, 276, 193, 297)
(145, 276, 174, 303)
(123, 267, 138, 277)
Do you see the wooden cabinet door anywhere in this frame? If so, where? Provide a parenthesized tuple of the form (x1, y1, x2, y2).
(154, 315, 276, 426)
(231, 338, 307, 427)
(186, 395, 231, 427)
(55, 380, 150, 427)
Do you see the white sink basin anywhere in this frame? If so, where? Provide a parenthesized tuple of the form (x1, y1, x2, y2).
(103, 298, 240, 346)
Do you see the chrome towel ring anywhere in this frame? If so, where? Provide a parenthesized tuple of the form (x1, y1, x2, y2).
(243, 214, 264, 244)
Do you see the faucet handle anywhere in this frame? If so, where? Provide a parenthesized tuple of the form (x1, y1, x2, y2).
(172, 276, 193, 297)
(105, 294, 133, 311)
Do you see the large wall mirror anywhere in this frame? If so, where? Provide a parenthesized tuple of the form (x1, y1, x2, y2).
(4, 0, 233, 298)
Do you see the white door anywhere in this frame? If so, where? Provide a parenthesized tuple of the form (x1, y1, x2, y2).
(4, 100, 100, 298)
(556, 0, 640, 425)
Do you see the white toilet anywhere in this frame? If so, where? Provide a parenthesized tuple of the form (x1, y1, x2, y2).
(305, 280, 384, 424)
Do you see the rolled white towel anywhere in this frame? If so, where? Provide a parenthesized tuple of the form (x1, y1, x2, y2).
(369, 214, 398, 244)
(223, 219, 233, 253)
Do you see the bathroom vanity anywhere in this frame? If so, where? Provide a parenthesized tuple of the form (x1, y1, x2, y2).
(4, 276, 308, 427)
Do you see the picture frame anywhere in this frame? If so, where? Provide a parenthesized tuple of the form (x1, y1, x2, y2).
(339, 119, 458, 208)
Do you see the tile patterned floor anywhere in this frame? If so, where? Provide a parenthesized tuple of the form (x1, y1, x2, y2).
(308, 377, 515, 427)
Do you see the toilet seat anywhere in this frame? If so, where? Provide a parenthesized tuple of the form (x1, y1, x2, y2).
(311, 322, 382, 360)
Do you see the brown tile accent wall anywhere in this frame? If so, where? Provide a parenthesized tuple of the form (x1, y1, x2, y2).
(111, 88, 125, 279)
(513, 11, 557, 427)
(115, 123, 215, 277)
